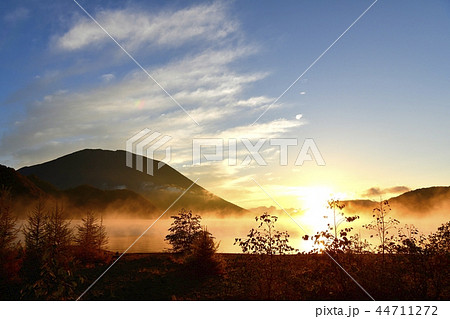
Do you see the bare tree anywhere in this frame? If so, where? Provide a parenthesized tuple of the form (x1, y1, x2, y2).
(235, 213, 295, 299)
(22, 199, 48, 282)
(25, 203, 79, 300)
(235, 213, 295, 255)
(44, 204, 73, 256)
(302, 199, 359, 253)
(0, 187, 20, 298)
(0, 187, 19, 253)
(363, 200, 399, 260)
(75, 211, 108, 262)
(23, 199, 48, 254)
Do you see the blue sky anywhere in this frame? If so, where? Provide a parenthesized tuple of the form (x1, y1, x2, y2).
(1, 0, 449, 208)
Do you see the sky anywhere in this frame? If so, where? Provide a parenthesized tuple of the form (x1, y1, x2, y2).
(1, 0, 449, 210)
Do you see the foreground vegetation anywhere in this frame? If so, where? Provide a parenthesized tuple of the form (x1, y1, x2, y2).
(0, 187, 448, 300)
(72, 251, 449, 300)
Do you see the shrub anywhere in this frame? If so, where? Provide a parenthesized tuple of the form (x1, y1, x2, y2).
(186, 228, 224, 278)
(165, 209, 202, 253)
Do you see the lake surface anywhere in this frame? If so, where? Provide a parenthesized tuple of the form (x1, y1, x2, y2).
(17, 213, 446, 253)
(103, 217, 307, 253)
(99, 214, 446, 253)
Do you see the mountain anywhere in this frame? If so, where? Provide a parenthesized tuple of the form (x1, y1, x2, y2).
(60, 185, 158, 218)
(0, 164, 158, 218)
(342, 186, 450, 216)
(18, 149, 247, 216)
(389, 187, 450, 214)
(0, 164, 43, 199)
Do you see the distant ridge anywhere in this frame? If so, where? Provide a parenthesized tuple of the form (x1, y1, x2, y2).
(342, 186, 450, 216)
(0, 164, 43, 198)
(389, 186, 450, 213)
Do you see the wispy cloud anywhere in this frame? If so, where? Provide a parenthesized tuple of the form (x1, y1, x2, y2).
(100, 73, 115, 83)
(55, 3, 237, 52)
(0, 2, 304, 172)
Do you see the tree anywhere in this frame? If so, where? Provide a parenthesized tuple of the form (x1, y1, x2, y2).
(299, 199, 362, 297)
(0, 187, 20, 299)
(186, 227, 224, 277)
(363, 200, 399, 259)
(0, 187, 19, 253)
(396, 224, 427, 254)
(234, 213, 295, 299)
(303, 199, 359, 253)
(427, 221, 450, 254)
(26, 204, 79, 300)
(74, 211, 108, 263)
(235, 213, 295, 255)
(22, 199, 48, 282)
(165, 209, 202, 253)
(348, 231, 372, 254)
(23, 199, 48, 253)
(425, 222, 450, 299)
(44, 204, 73, 256)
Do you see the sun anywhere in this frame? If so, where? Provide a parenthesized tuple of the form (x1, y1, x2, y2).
(297, 186, 335, 232)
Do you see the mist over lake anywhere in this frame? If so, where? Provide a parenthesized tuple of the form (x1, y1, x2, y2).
(91, 214, 448, 254)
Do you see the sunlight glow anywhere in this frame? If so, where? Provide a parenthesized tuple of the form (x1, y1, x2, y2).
(297, 186, 349, 233)
(298, 186, 332, 231)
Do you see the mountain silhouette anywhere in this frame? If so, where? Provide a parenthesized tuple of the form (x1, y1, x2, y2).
(389, 186, 450, 213)
(0, 164, 43, 198)
(342, 186, 450, 216)
(18, 149, 247, 216)
(0, 163, 158, 218)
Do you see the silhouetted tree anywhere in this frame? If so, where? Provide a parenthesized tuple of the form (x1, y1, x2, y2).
(428, 221, 450, 254)
(75, 211, 108, 263)
(44, 204, 73, 256)
(348, 231, 372, 254)
(0, 187, 19, 253)
(0, 187, 20, 299)
(302, 199, 359, 253)
(235, 213, 295, 299)
(363, 200, 399, 259)
(396, 224, 427, 254)
(24, 204, 80, 300)
(165, 209, 202, 253)
(425, 221, 450, 299)
(186, 227, 224, 277)
(235, 213, 295, 255)
(22, 199, 48, 282)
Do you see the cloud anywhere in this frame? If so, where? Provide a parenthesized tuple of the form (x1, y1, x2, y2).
(3, 7, 29, 23)
(0, 2, 308, 211)
(0, 24, 292, 170)
(55, 3, 237, 52)
(362, 187, 383, 197)
(236, 96, 274, 108)
(101, 73, 115, 83)
(362, 186, 411, 198)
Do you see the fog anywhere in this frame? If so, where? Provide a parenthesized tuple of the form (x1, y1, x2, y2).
(98, 217, 305, 253)
(15, 200, 449, 253)
(85, 206, 448, 253)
